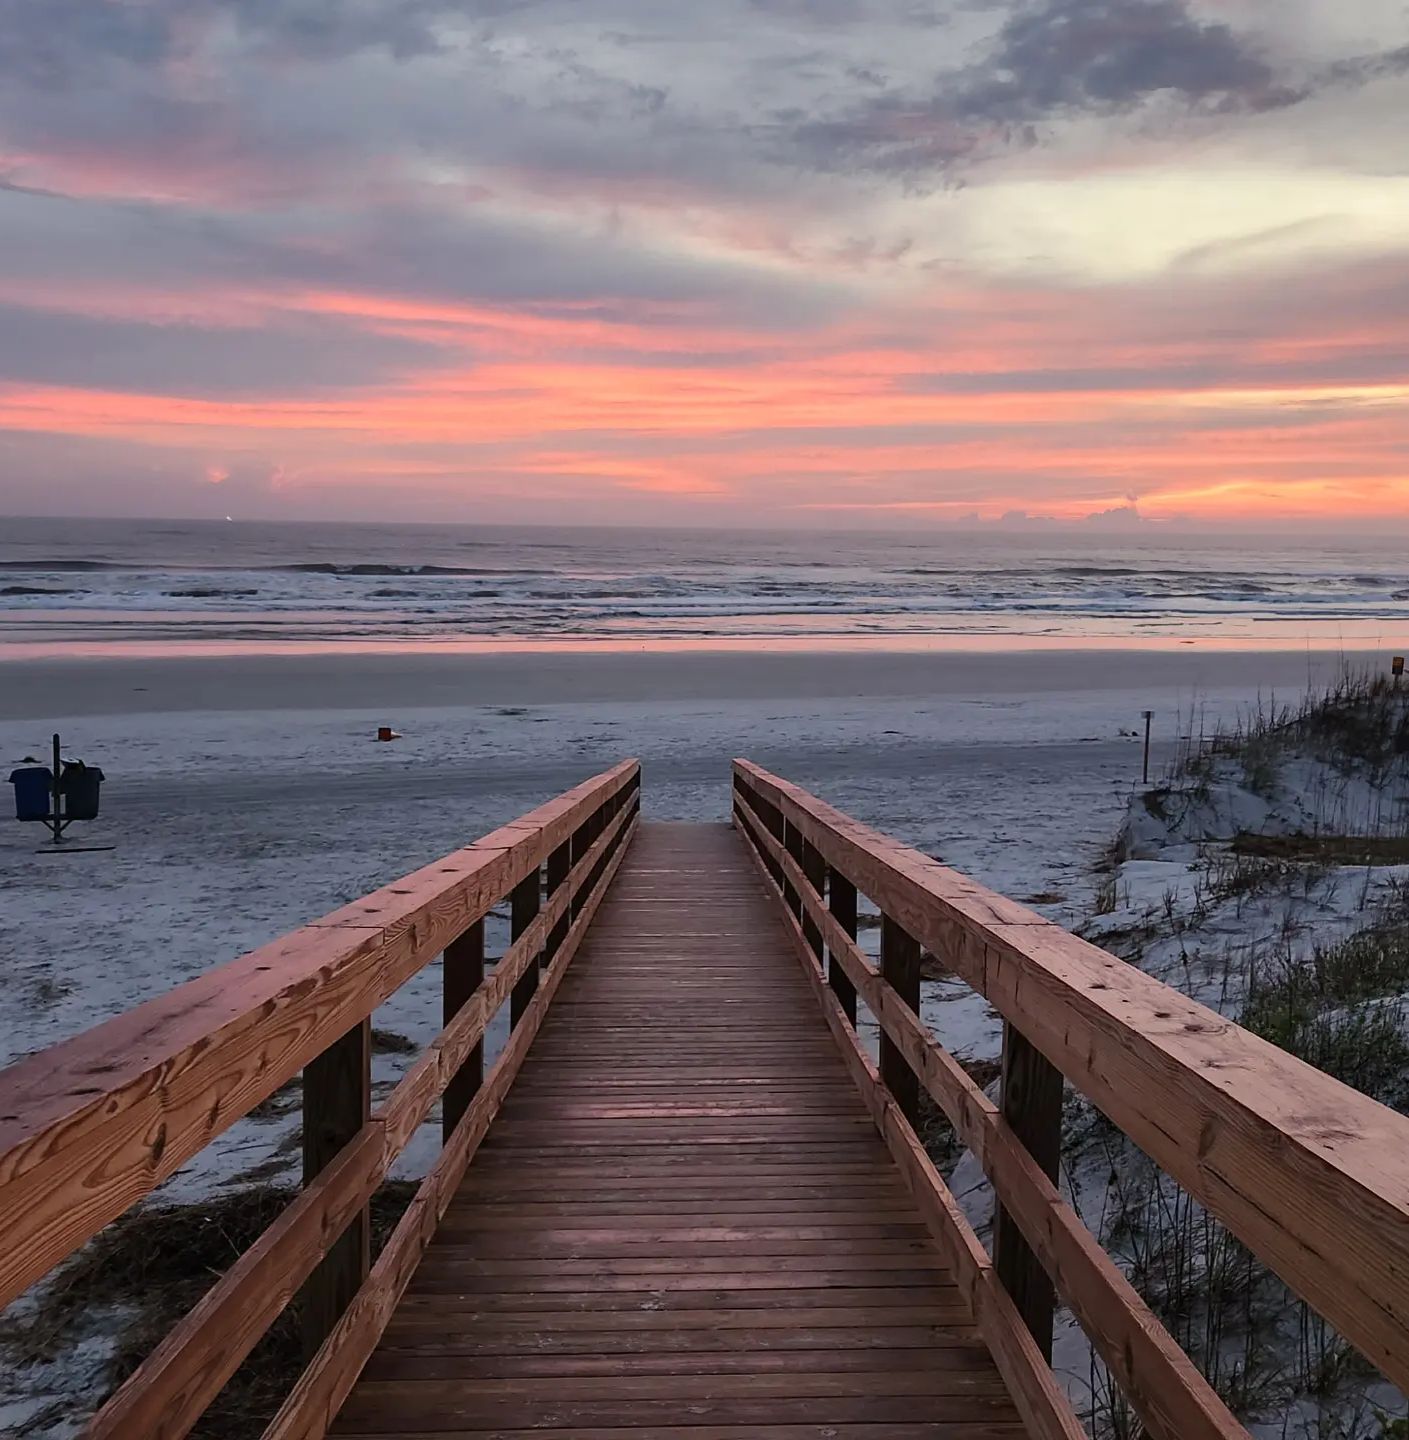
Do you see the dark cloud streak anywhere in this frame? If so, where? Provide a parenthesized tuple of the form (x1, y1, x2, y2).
(789, 0, 1309, 176)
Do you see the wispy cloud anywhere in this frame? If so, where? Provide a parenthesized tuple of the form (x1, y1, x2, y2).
(0, 0, 1406, 523)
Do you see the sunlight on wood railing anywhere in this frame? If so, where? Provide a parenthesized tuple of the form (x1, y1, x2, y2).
(0, 759, 640, 1440)
(732, 757, 1409, 1440)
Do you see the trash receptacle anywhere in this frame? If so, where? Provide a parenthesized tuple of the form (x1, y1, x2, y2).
(9, 767, 53, 822)
(61, 763, 104, 821)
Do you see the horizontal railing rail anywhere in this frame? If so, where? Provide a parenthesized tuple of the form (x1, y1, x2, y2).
(0, 758, 641, 1440)
(732, 758, 1409, 1440)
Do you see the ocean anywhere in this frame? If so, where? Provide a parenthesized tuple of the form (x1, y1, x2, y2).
(0, 516, 1405, 652)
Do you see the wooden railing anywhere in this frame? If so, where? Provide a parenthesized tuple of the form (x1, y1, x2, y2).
(732, 758, 1409, 1440)
(0, 759, 641, 1440)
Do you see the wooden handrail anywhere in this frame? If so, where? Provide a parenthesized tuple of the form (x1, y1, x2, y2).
(263, 800, 638, 1440)
(733, 758, 1409, 1435)
(0, 760, 640, 1440)
(731, 786, 1085, 1440)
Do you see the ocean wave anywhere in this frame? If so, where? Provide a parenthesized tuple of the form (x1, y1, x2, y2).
(276, 562, 518, 577)
(0, 559, 127, 572)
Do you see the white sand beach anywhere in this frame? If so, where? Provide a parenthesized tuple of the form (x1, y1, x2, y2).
(2, 634, 1404, 1436)
(2, 643, 1378, 1071)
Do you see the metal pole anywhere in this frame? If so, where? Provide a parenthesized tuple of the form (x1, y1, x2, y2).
(51, 733, 63, 845)
(1142, 711, 1153, 786)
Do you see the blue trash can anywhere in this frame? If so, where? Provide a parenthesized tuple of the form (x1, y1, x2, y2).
(61, 763, 104, 821)
(9, 767, 53, 822)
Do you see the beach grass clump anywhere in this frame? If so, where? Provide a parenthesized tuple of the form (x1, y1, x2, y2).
(1240, 898, 1409, 1109)
(1173, 671, 1409, 794)
(0, 1180, 418, 1439)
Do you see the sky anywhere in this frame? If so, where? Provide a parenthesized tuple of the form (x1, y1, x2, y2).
(0, 0, 1407, 529)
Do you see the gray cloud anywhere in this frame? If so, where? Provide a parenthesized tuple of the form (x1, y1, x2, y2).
(0, 0, 471, 89)
(964, 0, 1301, 119)
(0, 302, 443, 397)
(1320, 41, 1409, 88)
(789, 0, 1309, 175)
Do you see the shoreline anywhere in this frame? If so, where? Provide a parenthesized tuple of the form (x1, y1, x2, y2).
(0, 617, 1402, 663)
(0, 641, 1390, 721)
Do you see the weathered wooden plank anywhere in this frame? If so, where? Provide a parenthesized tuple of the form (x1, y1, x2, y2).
(325, 1427, 1026, 1440)
(84, 1124, 386, 1440)
(0, 760, 640, 1312)
(735, 774, 1256, 1440)
(734, 801, 1086, 1440)
(265, 812, 638, 1440)
(326, 823, 1023, 1439)
(735, 758, 1409, 1393)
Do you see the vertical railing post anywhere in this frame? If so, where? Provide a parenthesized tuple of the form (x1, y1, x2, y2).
(879, 915, 920, 1124)
(826, 867, 858, 1025)
(545, 839, 571, 969)
(994, 1023, 1063, 1359)
(782, 818, 802, 919)
(800, 838, 825, 966)
(443, 921, 484, 1141)
(569, 817, 590, 921)
(300, 1018, 371, 1359)
(510, 864, 542, 1028)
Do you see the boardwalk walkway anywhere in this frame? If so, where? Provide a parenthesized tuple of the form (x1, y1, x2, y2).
(9, 760, 1407, 1440)
(333, 822, 1023, 1436)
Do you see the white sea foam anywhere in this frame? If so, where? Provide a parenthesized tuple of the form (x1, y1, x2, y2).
(1, 517, 1404, 645)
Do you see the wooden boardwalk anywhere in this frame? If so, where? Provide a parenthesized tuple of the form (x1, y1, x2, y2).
(334, 822, 1024, 1436)
(9, 758, 1409, 1440)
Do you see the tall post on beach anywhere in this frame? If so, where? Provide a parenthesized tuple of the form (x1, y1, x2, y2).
(1142, 710, 1153, 786)
(50, 734, 63, 846)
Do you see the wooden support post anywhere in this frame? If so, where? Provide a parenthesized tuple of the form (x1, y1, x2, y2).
(442, 921, 484, 1143)
(800, 839, 825, 965)
(300, 1018, 371, 1359)
(569, 820, 591, 921)
(544, 840, 571, 970)
(879, 915, 921, 1125)
(510, 867, 541, 1029)
(782, 818, 803, 919)
(827, 868, 859, 1025)
(994, 1022, 1064, 1361)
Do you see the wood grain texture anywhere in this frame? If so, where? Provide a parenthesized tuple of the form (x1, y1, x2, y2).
(735, 778, 1256, 1440)
(0, 760, 639, 1313)
(735, 758, 1409, 1396)
(85, 1124, 387, 1440)
(733, 804, 1083, 1440)
(321, 822, 1023, 1440)
(265, 809, 639, 1440)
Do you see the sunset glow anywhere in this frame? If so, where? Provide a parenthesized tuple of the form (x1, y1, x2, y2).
(2, 1, 1406, 527)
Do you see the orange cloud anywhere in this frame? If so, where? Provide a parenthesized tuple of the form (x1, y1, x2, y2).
(1, 257, 1406, 524)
